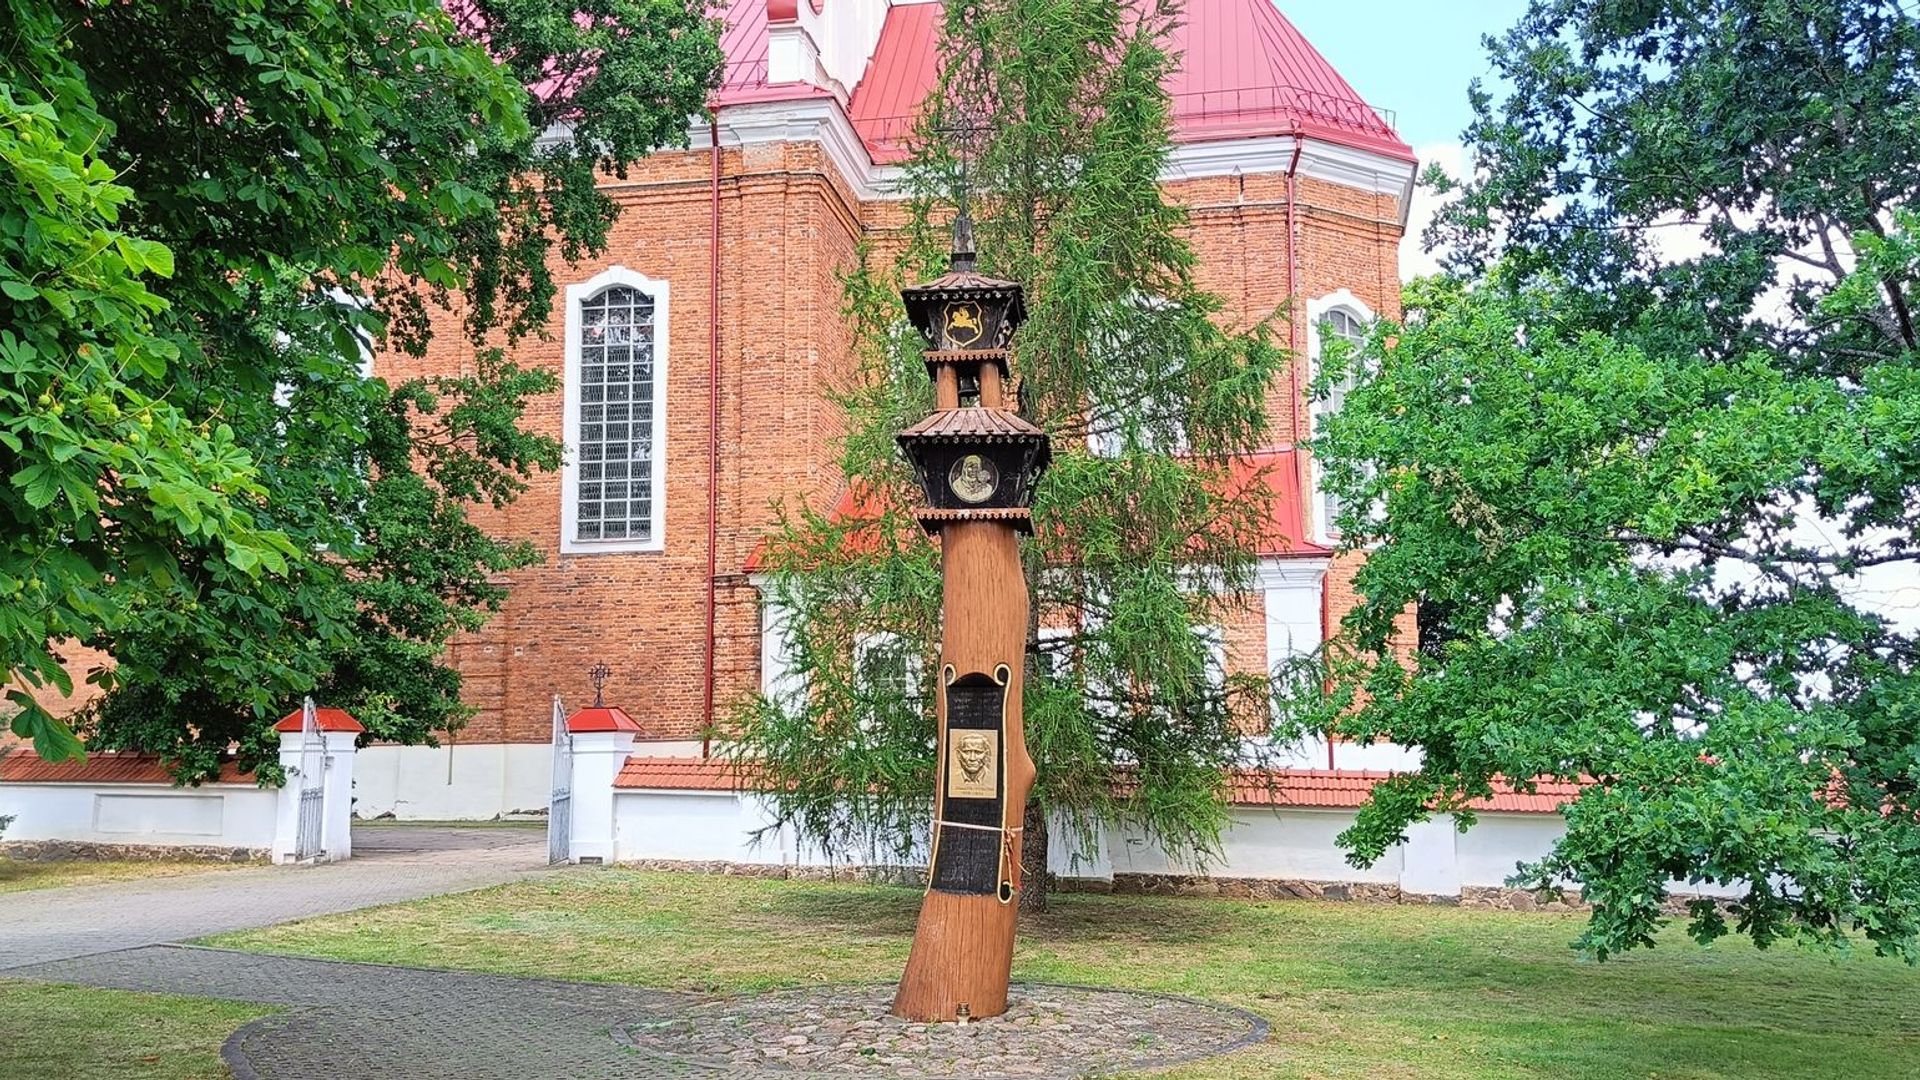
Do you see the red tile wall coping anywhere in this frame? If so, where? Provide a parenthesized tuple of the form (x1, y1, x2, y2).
(612, 756, 1577, 814)
(0, 748, 256, 785)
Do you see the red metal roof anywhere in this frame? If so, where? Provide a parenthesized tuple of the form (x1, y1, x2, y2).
(567, 706, 644, 734)
(842, 0, 1411, 164)
(844, 1, 943, 163)
(0, 748, 255, 785)
(613, 756, 1576, 814)
(273, 707, 365, 733)
(713, 0, 771, 101)
(708, 0, 839, 109)
(1164, 0, 1409, 155)
(1232, 448, 1332, 559)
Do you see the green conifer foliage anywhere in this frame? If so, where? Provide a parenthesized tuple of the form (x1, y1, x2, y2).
(730, 0, 1289, 896)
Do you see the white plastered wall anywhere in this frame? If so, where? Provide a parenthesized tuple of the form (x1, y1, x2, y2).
(1107, 807, 1404, 883)
(0, 783, 279, 850)
(354, 739, 705, 821)
(612, 790, 932, 869)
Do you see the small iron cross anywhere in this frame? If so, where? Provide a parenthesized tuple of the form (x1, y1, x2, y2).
(588, 661, 612, 708)
(933, 78, 993, 249)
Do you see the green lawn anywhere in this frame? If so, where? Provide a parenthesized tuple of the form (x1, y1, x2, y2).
(0, 980, 269, 1079)
(199, 870, 1920, 1079)
(0, 856, 244, 894)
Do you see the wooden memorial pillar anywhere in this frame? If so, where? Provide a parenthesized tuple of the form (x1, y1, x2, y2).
(892, 221, 1051, 1023)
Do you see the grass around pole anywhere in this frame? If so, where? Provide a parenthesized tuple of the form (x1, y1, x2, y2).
(0, 980, 270, 1080)
(202, 869, 1920, 1080)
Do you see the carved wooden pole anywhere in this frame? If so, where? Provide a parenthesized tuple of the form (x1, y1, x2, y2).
(892, 222, 1050, 1022)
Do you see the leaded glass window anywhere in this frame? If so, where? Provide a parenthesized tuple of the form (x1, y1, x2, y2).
(1317, 307, 1369, 534)
(574, 285, 657, 544)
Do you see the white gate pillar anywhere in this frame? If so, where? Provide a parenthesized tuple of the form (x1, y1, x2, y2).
(565, 704, 640, 864)
(272, 706, 363, 863)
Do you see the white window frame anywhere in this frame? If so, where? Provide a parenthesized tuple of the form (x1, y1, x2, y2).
(561, 266, 670, 555)
(1306, 289, 1376, 545)
(1085, 295, 1189, 458)
(1194, 623, 1227, 696)
(853, 631, 924, 699)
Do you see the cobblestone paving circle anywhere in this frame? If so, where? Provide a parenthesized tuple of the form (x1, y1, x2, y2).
(615, 983, 1269, 1078)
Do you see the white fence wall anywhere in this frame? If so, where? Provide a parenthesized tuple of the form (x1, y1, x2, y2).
(1105, 808, 1405, 884)
(355, 739, 704, 821)
(3, 727, 359, 863)
(612, 790, 934, 871)
(608, 787, 1575, 899)
(0, 782, 279, 852)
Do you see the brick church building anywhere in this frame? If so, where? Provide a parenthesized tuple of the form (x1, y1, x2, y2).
(355, 0, 1420, 818)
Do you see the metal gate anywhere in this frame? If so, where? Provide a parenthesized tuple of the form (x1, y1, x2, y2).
(547, 695, 572, 864)
(293, 696, 326, 862)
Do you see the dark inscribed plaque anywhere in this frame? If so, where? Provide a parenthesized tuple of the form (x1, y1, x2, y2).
(929, 671, 1006, 896)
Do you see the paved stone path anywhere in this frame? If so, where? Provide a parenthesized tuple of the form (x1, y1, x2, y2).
(0, 825, 548, 969)
(11, 946, 1263, 1079)
(11, 945, 709, 1080)
(3, 825, 1268, 1078)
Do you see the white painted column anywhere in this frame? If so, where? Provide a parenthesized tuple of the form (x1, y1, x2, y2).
(273, 731, 305, 863)
(568, 728, 637, 865)
(562, 698, 642, 865)
(1399, 814, 1462, 899)
(320, 731, 358, 860)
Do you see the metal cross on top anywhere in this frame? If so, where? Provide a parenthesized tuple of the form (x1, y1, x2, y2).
(587, 661, 612, 708)
(933, 93, 994, 265)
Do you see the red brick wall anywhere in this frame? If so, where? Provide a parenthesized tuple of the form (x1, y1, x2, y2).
(384, 140, 868, 743)
(383, 141, 1404, 742)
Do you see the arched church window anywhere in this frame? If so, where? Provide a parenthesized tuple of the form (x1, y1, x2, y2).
(562, 269, 669, 553)
(1309, 296, 1374, 542)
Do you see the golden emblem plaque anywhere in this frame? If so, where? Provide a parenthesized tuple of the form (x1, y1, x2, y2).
(946, 729, 998, 799)
(948, 453, 998, 504)
(943, 301, 985, 348)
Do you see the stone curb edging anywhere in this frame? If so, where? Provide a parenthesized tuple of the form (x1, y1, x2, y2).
(220, 1019, 272, 1080)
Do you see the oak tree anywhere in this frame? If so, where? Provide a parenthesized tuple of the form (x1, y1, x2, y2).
(1301, 0, 1920, 958)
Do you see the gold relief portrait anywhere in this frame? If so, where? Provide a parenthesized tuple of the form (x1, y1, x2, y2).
(948, 453, 998, 504)
(946, 730, 998, 799)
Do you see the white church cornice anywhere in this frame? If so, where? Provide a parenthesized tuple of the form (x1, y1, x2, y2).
(537, 95, 1420, 219)
(675, 97, 1419, 216)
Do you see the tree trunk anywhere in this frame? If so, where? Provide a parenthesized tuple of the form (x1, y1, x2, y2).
(1019, 799, 1048, 913)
